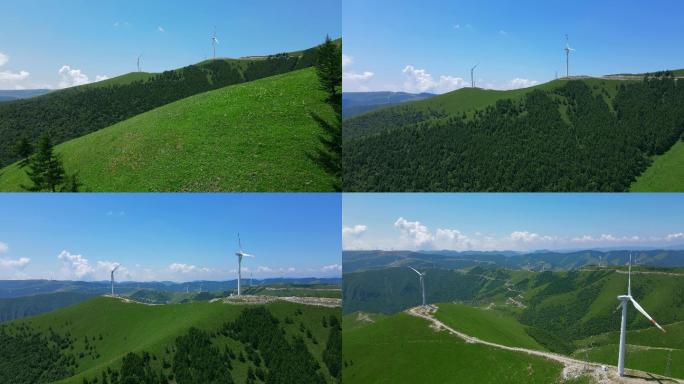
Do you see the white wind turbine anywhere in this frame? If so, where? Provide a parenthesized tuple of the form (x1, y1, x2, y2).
(211, 27, 219, 59)
(471, 63, 479, 88)
(110, 265, 120, 296)
(564, 34, 575, 78)
(235, 233, 254, 296)
(137, 54, 143, 72)
(409, 267, 426, 307)
(616, 254, 666, 376)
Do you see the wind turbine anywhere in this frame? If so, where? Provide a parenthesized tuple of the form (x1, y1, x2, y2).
(471, 64, 479, 88)
(110, 265, 120, 296)
(564, 35, 575, 78)
(409, 267, 426, 307)
(235, 233, 254, 296)
(616, 254, 666, 376)
(137, 54, 143, 72)
(211, 27, 219, 59)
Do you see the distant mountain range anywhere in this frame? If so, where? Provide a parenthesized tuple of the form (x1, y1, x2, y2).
(342, 91, 435, 119)
(343, 249, 684, 273)
(0, 277, 342, 299)
(0, 89, 51, 102)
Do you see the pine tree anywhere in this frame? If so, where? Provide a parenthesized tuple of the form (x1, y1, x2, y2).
(315, 35, 342, 98)
(24, 133, 65, 192)
(13, 136, 33, 167)
(312, 35, 342, 190)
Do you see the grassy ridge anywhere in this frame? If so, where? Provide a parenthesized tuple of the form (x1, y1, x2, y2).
(343, 312, 563, 383)
(5, 296, 338, 384)
(631, 140, 684, 191)
(434, 303, 546, 350)
(0, 68, 337, 191)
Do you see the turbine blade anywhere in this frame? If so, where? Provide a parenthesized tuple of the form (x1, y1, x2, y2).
(614, 302, 623, 313)
(630, 297, 666, 333)
(628, 254, 632, 296)
(408, 266, 421, 275)
(238, 233, 242, 252)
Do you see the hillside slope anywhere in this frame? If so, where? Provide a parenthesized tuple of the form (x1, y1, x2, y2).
(0, 42, 326, 167)
(0, 68, 337, 191)
(0, 296, 341, 384)
(343, 74, 684, 192)
(343, 312, 563, 383)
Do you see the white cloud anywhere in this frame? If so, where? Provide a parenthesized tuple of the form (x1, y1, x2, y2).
(58, 250, 94, 279)
(321, 264, 342, 272)
(157, 26, 165, 33)
(402, 65, 467, 94)
(256, 266, 274, 273)
(169, 263, 211, 274)
(0, 70, 30, 82)
(343, 71, 374, 81)
(0, 52, 8, 67)
(97, 260, 120, 271)
(0, 242, 7, 253)
(394, 217, 434, 247)
(343, 225, 368, 236)
(0, 257, 30, 269)
(58, 66, 90, 88)
(95, 75, 109, 82)
(503, 78, 539, 90)
(665, 233, 684, 241)
(499, 30, 508, 36)
(342, 54, 352, 67)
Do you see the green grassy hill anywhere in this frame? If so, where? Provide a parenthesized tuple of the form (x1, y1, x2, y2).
(631, 140, 684, 191)
(434, 303, 546, 350)
(0, 296, 340, 383)
(0, 68, 337, 191)
(0, 40, 328, 168)
(572, 322, 684, 378)
(343, 312, 563, 383)
(344, 73, 684, 192)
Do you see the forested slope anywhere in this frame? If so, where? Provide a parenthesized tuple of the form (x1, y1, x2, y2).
(343, 73, 684, 191)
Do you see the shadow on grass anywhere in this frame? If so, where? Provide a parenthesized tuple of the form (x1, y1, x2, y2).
(308, 94, 341, 191)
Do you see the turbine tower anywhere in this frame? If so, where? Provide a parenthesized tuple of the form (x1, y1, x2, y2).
(564, 35, 575, 78)
(110, 265, 120, 296)
(235, 233, 254, 296)
(471, 64, 479, 88)
(211, 27, 219, 59)
(409, 267, 426, 307)
(137, 54, 143, 72)
(616, 254, 666, 376)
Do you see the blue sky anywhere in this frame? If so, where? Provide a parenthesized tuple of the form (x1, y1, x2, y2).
(0, 194, 341, 281)
(343, 194, 684, 251)
(343, 0, 684, 93)
(0, 0, 340, 90)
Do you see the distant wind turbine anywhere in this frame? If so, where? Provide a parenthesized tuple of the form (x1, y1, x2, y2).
(471, 63, 479, 88)
(110, 265, 120, 296)
(616, 254, 666, 376)
(564, 35, 575, 78)
(235, 233, 254, 296)
(137, 54, 143, 72)
(409, 267, 426, 307)
(211, 27, 219, 59)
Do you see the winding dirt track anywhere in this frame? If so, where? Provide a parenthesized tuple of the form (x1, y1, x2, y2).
(406, 305, 682, 383)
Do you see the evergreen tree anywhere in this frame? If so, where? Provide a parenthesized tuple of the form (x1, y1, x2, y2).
(24, 133, 65, 192)
(13, 136, 32, 167)
(23, 133, 81, 192)
(312, 35, 342, 190)
(315, 35, 342, 98)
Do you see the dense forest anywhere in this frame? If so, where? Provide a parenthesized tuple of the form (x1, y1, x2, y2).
(0, 46, 320, 167)
(343, 73, 684, 191)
